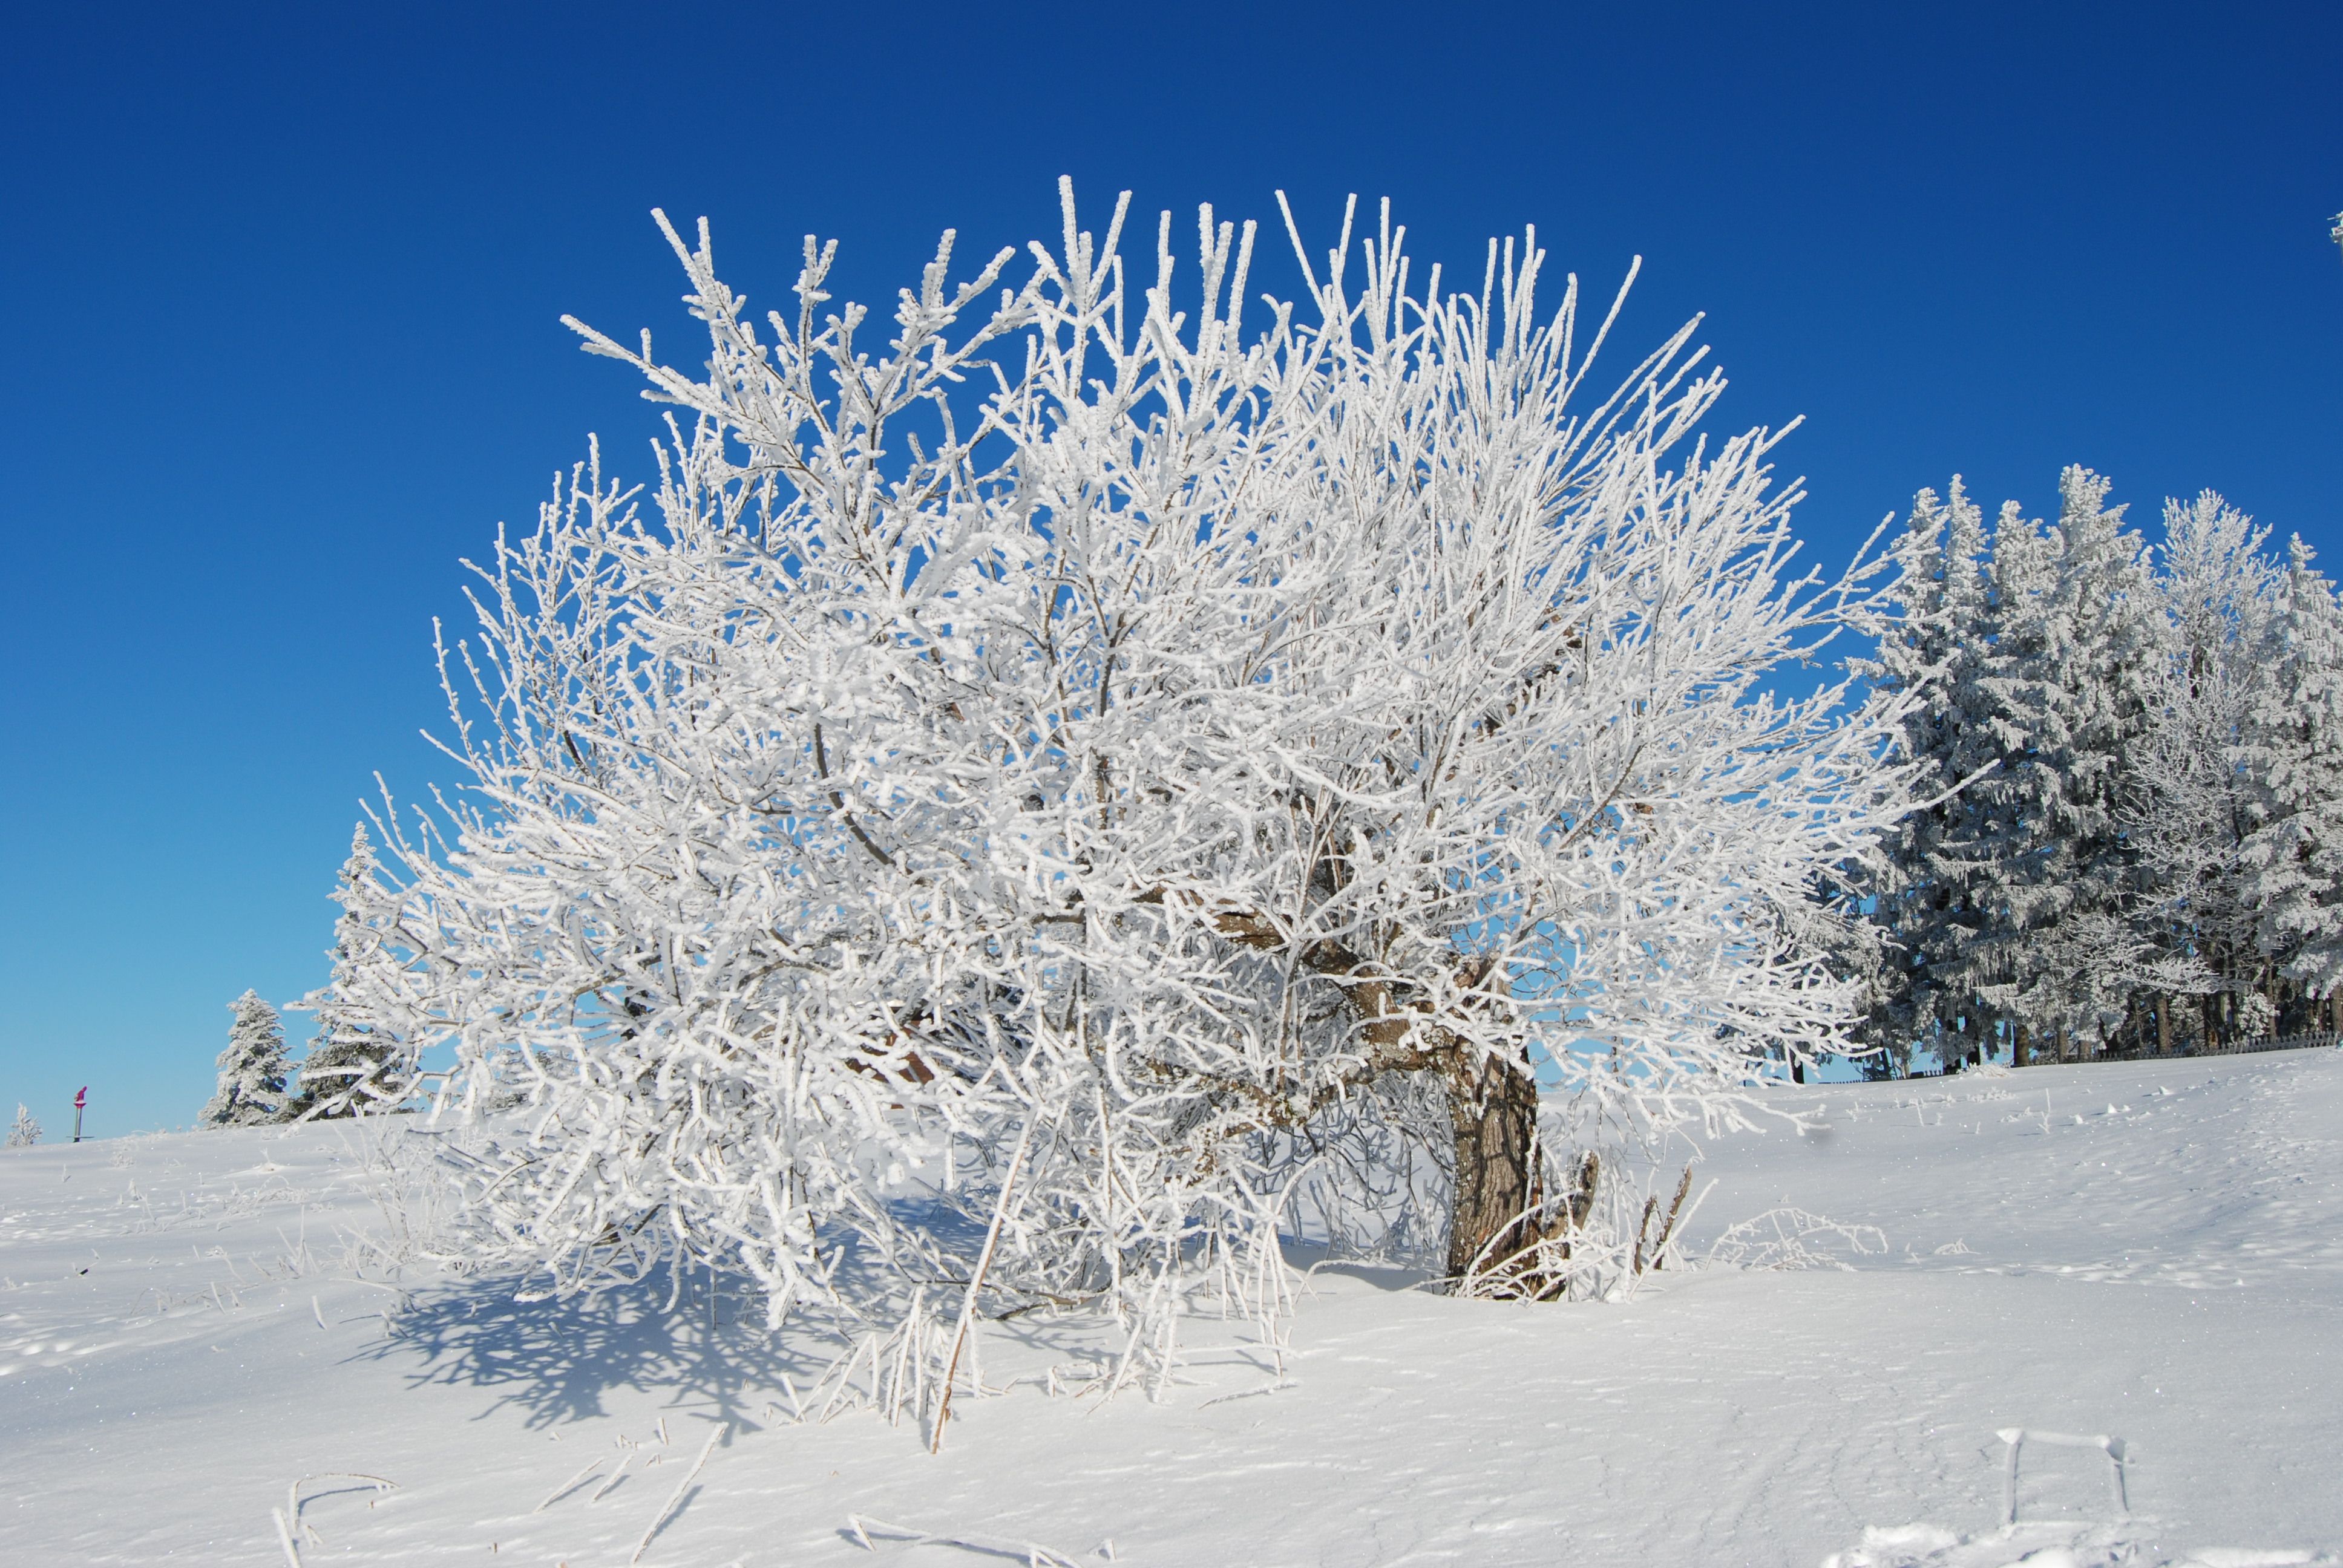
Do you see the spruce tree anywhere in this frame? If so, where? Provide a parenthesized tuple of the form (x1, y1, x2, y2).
(7, 1103, 39, 1148)
(1870, 469, 2339, 1059)
(200, 990, 291, 1126)
(1860, 479, 2005, 1067)
(2126, 492, 2284, 1048)
(290, 828, 411, 1118)
(1976, 468, 2158, 1056)
(1867, 468, 2169, 1063)
(2241, 538, 2343, 1026)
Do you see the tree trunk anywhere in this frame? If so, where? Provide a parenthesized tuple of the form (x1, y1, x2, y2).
(1446, 1051, 1542, 1285)
(2157, 993, 2171, 1057)
(2013, 1021, 2030, 1068)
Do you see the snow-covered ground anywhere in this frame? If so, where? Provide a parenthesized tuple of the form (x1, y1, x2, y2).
(6, 1050, 2340, 1566)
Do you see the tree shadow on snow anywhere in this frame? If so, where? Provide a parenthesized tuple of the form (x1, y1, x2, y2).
(1303, 1259, 1436, 1292)
(1280, 1242, 1437, 1293)
(362, 1268, 833, 1432)
(361, 1195, 997, 1432)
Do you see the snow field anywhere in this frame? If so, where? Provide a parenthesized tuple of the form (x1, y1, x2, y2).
(4, 1049, 2339, 1565)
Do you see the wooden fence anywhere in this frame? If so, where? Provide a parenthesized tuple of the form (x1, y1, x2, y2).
(2185, 1028, 2340, 1057)
(1895, 1029, 2339, 1077)
(2043, 1028, 2339, 1065)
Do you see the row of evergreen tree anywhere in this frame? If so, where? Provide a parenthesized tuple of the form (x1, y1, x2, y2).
(199, 831, 413, 1126)
(1850, 466, 2343, 1072)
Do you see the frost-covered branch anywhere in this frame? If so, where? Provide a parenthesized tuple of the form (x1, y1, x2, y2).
(346, 182, 1919, 1335)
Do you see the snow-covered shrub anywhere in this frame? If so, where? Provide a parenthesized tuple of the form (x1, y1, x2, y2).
(1704, 1206, 1887, 1272)
(200, 991, 291, 1127)
(350, 185, 1919, 1350)
(8, 1103, 39, 1148)
(333, 1120, 468, 1279)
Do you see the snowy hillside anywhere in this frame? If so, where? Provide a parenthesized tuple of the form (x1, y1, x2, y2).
(6, 1049, 2340, 1566)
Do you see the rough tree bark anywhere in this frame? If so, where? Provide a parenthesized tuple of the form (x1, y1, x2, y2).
(1444, 1050, 1544, 1285)
(1205, 893, 1556, 1295)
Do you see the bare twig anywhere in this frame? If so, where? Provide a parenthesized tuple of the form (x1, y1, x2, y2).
(931, 1120, 1038, 1453)
(532, 1457, 605, 1512)
(629, 1422, 725, 1565)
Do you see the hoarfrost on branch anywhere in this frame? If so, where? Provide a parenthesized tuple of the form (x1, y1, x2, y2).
(349, 183, 1919, 1341)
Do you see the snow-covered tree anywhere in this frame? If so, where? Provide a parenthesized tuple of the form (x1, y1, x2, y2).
(1878, 467, 2168, 1063)
(200, 990, 290, 1127)
(2240, 538, 2343, 1026)
(1868, 470, 2337, 1062)
(7, 1104, 39, 1148)
(1987, 469, 2161, 1054)
(352, 187, 1920, 1334)
(1858, 479, 2011, 1068)
(2123, 492, 2286, 1047)
(289, 827, 415, 1119)
(1863, 470, 2161, 1065)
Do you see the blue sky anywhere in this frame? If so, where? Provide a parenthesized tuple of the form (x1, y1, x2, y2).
(3, 2, 2338, 1134)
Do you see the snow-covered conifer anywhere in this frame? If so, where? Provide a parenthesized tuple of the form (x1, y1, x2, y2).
(7, 1103, 39, 1148)
(200, 990, 290, 1127)
(1869, 473, 2331, 1060)
(1964, 469, 2160, 1056)
(2240, 538, 2343, 1024)
(2125, 492, 2286, 1046)
(289, 827, 414, 1118)
(1859, 479, 2008, 1067)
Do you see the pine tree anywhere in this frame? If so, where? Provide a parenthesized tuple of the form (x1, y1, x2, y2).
(200, 990, 290, 1126)
(289, 828, 412, 1119)
(1973, 468, 2159, 1057)
(1860, 479, 2008, 1067)
(2126, 492, 2284, 1048)
(1866, 468, 2178, 1064)
(7, 1103, 39, 1148)
(1870, 468, 2340, 1060)
(2240, 538, 2343, 1026)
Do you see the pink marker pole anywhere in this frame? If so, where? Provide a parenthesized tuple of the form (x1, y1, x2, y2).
(73, 1086, 86, 1143)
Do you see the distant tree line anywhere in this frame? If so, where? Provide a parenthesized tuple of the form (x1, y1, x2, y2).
(1847, 466, 2343, 1074)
